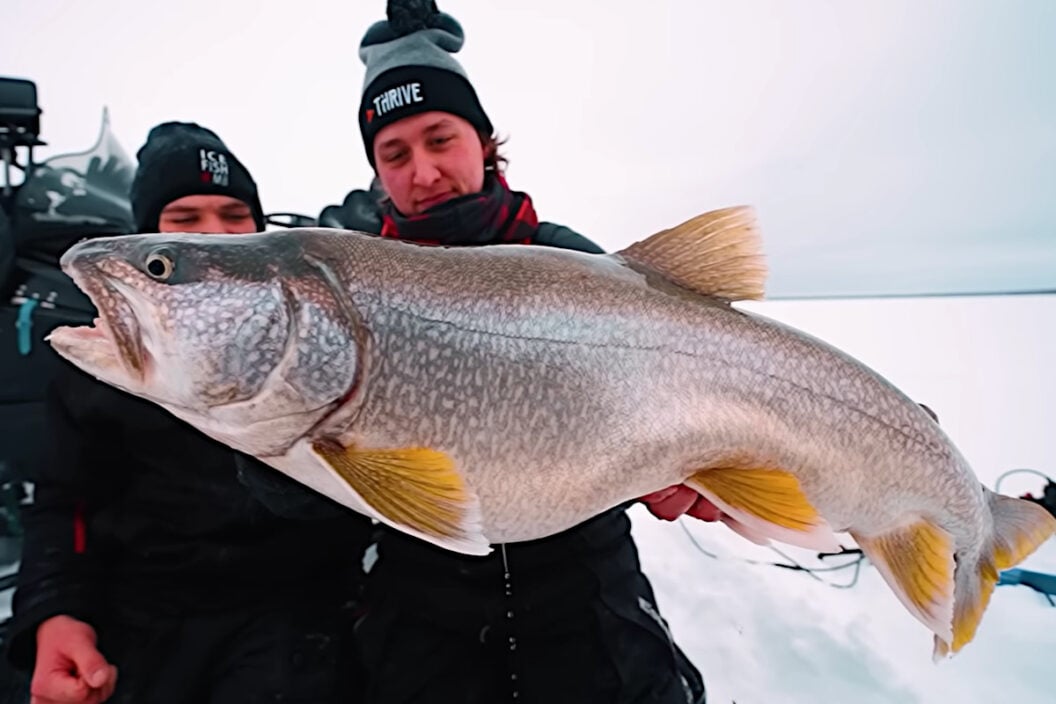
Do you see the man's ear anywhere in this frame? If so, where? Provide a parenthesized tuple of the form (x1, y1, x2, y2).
(479, 133, 495, 160)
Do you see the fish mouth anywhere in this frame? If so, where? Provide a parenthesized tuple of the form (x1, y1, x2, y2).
(49, 265, 149, 382)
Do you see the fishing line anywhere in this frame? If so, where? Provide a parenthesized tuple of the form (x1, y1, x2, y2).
(994, 468, 1055, 494)
(678, 521, 866, 589)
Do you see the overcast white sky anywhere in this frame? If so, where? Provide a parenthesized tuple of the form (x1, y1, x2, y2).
(5, 0, 1055, 297)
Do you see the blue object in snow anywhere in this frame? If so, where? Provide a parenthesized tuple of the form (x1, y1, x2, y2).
(998, 568, 1056, 596)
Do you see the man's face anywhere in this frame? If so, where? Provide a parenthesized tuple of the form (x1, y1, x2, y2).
(158, 194, 257, 234)
(373, 111, 486, 216)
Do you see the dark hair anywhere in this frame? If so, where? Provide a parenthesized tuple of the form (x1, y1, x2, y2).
(481, 132, 509, 174)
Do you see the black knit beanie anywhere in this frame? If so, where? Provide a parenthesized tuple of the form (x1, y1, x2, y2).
(129, 122, 265, 233)
(358, 1, 492, 167)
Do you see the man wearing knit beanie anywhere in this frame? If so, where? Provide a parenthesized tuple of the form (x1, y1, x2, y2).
(9, 121, 372, 703)
(130, 121, 266, 234)
(356, 2, 491, 170)
(261, 2, 708, 702)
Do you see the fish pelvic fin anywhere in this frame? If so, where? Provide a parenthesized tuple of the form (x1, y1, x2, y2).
(686, 466, 841, 552)
(850, 521, 957, 656)
(618, 205, 767, 302)
(932, 488, 1056, 659)
(311, 439, 490, 556)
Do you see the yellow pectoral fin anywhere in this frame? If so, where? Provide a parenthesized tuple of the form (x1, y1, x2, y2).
(311, 440, 488, 555)
(851, 520, 956, 648)
(686, 466, 840, 551)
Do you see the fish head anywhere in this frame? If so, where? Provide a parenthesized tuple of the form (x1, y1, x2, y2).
(48, 231, 364, 453)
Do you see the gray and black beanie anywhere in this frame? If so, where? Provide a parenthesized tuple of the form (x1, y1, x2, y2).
(357, 1, 493, 166)
(129, 121, 265, 233)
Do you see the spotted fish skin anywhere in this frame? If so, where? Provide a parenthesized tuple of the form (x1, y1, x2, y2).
(49, 206, 1056, 658)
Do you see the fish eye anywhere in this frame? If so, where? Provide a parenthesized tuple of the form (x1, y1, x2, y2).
(145, 251, 175, 280)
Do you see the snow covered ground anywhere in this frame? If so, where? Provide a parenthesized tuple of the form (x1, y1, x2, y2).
(632, 293, 1055, 704)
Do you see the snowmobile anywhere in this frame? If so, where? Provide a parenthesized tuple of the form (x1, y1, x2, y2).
(0, 74, 140, 698)
(1, 80, 133, 488)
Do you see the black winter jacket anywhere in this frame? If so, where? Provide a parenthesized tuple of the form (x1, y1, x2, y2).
(6, 364, 372, 670)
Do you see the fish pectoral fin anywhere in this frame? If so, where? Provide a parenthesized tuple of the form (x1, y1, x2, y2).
(311, 440, 489, 556)
(617, 205, 766, 301)
(933, 489, 1056, 659)
(850, 521, 956, 650)
(686, 466, 841, 552)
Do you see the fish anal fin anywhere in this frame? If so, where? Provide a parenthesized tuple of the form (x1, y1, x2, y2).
(851, 520, 956, 652)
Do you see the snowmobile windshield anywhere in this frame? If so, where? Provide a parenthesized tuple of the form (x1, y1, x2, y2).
(12, 109, 135, 258)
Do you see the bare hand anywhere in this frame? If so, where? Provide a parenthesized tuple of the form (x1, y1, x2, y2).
(641, 485, 723, 522)
(31, 615, 117, 704)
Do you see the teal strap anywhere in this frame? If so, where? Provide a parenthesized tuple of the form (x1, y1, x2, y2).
(15, 298, 39, 355)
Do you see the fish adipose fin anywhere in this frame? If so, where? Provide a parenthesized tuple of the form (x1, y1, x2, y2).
(311, 439, 490, 556)
(618, 205, 767, 301)
(685, 466, 841, 552)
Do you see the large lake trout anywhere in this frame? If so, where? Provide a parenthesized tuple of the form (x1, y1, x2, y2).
(48, 206, 1055, 657)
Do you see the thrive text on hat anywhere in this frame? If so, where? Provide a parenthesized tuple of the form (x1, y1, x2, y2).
(130, 121, 265, 233)
(358, 1, 492, 167)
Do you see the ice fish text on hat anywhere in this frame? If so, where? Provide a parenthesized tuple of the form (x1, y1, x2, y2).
(368, 82, 424, 122)
(199, 149, 230, 187)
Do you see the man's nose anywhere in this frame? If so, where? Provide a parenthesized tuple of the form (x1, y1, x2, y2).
(196, 214, 227, 235)
(410, 151, 442, 187)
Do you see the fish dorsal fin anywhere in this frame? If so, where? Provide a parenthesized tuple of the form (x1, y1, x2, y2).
(618, 205, 767, 301)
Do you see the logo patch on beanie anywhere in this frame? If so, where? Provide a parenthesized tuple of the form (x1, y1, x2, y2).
(370, 82, 424, 121)
(199, 149, 230, 187)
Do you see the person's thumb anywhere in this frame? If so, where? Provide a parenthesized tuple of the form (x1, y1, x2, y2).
(85, 665, 110, 689)
(67, 638, 111, 687)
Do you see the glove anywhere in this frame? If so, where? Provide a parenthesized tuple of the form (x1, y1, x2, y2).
(317, 180, 386, 233)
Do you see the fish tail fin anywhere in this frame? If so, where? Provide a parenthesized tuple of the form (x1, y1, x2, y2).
(983, 486, 1056, 570)
(933, 487, 1056, 660)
